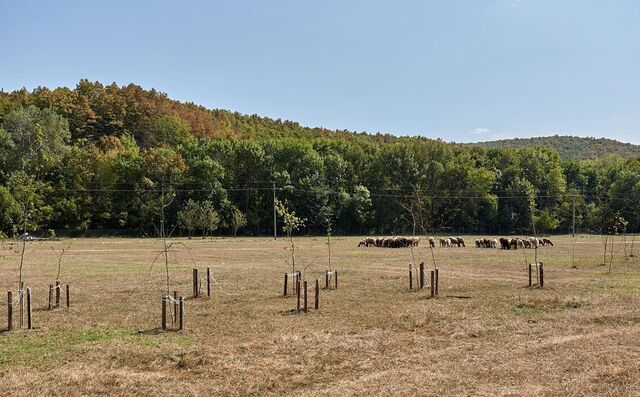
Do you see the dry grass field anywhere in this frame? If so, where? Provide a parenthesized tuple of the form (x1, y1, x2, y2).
(0, 235, 639, 396)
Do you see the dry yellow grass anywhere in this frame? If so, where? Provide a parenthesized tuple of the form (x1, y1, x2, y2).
(0, 235, 639, 396)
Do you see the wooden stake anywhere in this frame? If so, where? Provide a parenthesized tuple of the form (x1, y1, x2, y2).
(419, 262, 424, 289)
(7, 291, 12, 331)
(284, 273, 289, 296)
(173, 290, 178, 325)
(528, 263, 532, 287)
(48, 284, 53, 310)
(192, 269, 199, 298)
(296, 277, 301, 312)
(26, 287, 32, 330)
(539, 263, 544, 287)
(335, 270, 338, 289)
(325, 270, 329, 289)
(55, 281, 61, 307)
(409, 264, 413, 290)
(303, 281, 308, 313)
(178, 297, 184, 330)
(19, 281, 24, 327)
(430, 270, 435, 298)
(314, 279, 319, 310)
(435, 268, 439, 296)
(161, 296, 167, 330)
(66, 284, 70, 308)
(207, 267, 211, 297)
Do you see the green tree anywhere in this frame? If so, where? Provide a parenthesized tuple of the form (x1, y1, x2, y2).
(177, 199, 200, 238)
(230, 208, 247, 237)
(199, 200, 220, 238)
(2, 105, 70, 174)
(534, 208, 560, 234)
(153, 115, 191, 146)
(6, 171, 53, 234)
(276, 200, 305, 273)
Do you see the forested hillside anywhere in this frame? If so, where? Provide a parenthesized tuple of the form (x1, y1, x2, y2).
(473, 136, 640, 160)
(0, 81, 638, 237)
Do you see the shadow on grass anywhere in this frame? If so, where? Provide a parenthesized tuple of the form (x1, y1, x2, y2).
(279, 308, 310, 316)
(137, 327, 183, 335)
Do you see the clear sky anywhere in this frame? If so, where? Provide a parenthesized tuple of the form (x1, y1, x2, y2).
(1, 0, 639, 143)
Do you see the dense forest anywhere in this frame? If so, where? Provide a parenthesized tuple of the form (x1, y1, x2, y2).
(473, 136, 640, 161)
(0, 80, 639, 237)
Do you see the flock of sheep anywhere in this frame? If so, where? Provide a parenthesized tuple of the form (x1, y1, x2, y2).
(495, 237, 554, 249)
(358, 235, 554, 250)
(357, 236, 464, 248)
(358, 236, 420, 248)
(435, 237, 466, 247)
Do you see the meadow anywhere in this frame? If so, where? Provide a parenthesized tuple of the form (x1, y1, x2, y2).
(0, 235, 639, 396)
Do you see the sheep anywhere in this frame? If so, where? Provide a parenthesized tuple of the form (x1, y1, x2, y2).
(475, 239, 481, 248)
(499, 237, 511, 249)
(523, 240, 532, 249)
(439, 238, 447, 248)
(491, 239, 498, 248)
(410, 236, 420, 247)
(517, 239, 525, 249)
(428, 237, 435, 248)
(358, 239, 366, 247)
(510, 238, 519, 250)
(364, 237, 376, 247)
(543, 238, 553, 246)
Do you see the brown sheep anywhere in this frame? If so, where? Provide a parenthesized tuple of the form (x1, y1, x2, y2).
(543, 238, 553, 246)
(500, 237, 510, 249)
(428, 237, 435, 248)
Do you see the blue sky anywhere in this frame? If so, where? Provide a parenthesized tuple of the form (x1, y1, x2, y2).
(1, 0, 639, 143)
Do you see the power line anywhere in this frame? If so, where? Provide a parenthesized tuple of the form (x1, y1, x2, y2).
(42, 186, 637, 203)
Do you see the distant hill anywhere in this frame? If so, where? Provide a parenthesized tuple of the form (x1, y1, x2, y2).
(471, 135, 640, 160)
(2, 82, 638, 161)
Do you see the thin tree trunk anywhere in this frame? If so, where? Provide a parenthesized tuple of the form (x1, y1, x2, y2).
(609, 235, 615, 273)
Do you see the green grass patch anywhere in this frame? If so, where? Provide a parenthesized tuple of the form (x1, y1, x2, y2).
(0, 326, 194, 368)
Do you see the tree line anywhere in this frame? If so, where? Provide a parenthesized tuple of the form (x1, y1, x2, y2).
(0, 81, 638, 237)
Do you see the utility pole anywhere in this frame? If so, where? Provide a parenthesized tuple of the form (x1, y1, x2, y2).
(273, 181, 277, 240)
(572, 195, 576, 237)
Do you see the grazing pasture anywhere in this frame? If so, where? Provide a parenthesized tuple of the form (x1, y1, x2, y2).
(1, 235, 639, 396)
